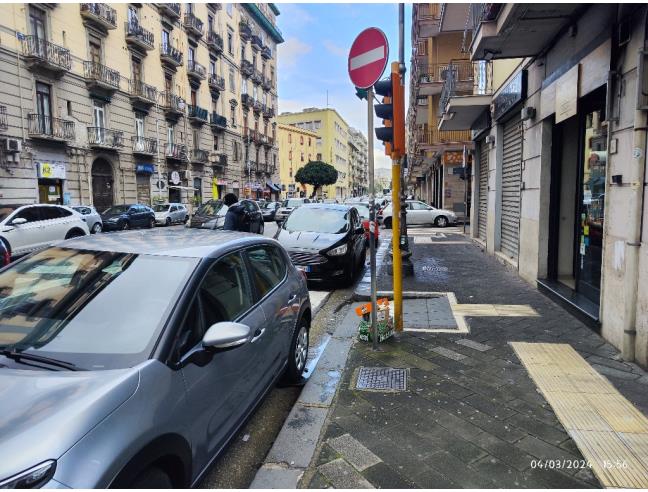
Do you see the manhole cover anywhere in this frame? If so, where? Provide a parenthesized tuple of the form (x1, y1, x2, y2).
(355, 367, 408, 392)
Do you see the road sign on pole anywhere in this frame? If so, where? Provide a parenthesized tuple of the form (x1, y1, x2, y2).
(348, 28, 389, 89)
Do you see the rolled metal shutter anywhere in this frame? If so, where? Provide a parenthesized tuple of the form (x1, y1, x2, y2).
(500, 117, 522, 260)
(478, 140, 488, 241)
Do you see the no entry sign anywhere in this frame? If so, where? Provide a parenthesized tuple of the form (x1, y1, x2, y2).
(348, 28, 389, 89)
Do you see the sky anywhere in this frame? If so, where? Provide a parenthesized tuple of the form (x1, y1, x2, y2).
(275, 3, 412, 170)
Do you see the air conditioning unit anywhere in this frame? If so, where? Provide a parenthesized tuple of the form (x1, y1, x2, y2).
(183, 170, 192, 181)
(208, 153, 218, 163)
(6, 138, 21, 153)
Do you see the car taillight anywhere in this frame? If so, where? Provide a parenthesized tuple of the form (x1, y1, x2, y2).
(362, 219, 369, 229)
(2, 250, 10, 266)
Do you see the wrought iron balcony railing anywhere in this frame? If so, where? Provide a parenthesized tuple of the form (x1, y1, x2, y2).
(261, 46, 272, 60)
(161, 92, 186, 114)
(165, 142, 188, 160)
(0, 106, 7, 132)
(22, 36, 71, 72)
(125, 22, 154, 50)
(157, 3, 180, 19)
(208, 74, 225, 92)
(80, 3, 117, 29)
(252, 100, 263, 113)
(210, 112, 227, 129)
(419, 60, 474, 84)
(241, 93, 252, 108)
(183, 13, 204, 37)
(416, 126, 472, 146)
(262, 76, 272, 91)
(191, 148, 209, 164)
(187, 59, 206, 80)
(239, 21, 252, 40)
(438, 61, 492, 114)
(251, 70, 263, 85)
(251, 35, 263, 50)
(160, 43, 183, 66)
(263, 106, 275, 119)
(241, 59, 254, 77)
(212, 152, 227, 168)
(28, 114, 74, 140)
(207, 31, 223, 52)
(188, 105, 208, 122)
(131, 136, 157, 154)
(462, 3, 501, 52)
(129, 79, 157, 104)
(84, 61, 120, 89)
(87, 127, 123, 148)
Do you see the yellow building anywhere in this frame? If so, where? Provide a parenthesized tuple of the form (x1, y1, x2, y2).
(277, 124, 317, 199)
(277, 108, 350, 200)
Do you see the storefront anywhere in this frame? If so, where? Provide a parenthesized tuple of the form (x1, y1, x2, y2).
(168, 170, 182, 204)
(136, 163, 154, 205)
(265, 180, 280, 201)
(36, 161, 66, 205)
(212, 178, 227, 200)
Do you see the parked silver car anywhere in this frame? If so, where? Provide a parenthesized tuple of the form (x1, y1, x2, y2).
(275, 197, 311, 223)
(153, 203, 189, 226)
(0, 229, 311, 488)
(72, 205, 103, 233)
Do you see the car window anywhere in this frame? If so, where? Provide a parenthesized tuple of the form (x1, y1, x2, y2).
(57, 207, 73, 217)
(411, 202, 428, 210)
(14, 207, 41, 223)
(242, 201, 257, 212)
(247, 246, 286, 299)
(41, 207, 66, 220)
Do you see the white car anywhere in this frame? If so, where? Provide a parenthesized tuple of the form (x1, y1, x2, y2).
(275, 198, 311, 223)
(153, 203, 188, 226)
(72, 205, 103, 233)
(381, 200, 456, 228)
(0, 204, 89, 258)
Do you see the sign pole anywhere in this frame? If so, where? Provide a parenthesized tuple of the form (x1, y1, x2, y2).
(367, 86, 378, 351)
(463, 144, 467, 235)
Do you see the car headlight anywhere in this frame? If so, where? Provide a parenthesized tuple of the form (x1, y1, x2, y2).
(327, 244, 348, 256)
(0, 460, 56, 489)
(107, 217, 119, 222)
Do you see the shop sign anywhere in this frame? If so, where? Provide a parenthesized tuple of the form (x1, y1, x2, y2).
(493, 70, 527, 121)
(37, 161, 66, 180)
(216, 178, 228, 185)
(443, 151, 463, 165)
(555, 64, 579, 123)
(169, 171, 181, 185)
(136, 163, 155, 174)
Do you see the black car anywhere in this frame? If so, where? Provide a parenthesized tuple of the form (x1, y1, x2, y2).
(101, 204, 155, 231)
(190, 199, 264, 234)
(274, 204, 366, 285)
(261, 202, 281, 222)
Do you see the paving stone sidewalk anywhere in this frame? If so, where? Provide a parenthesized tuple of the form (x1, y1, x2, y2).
(303, 231, 648, 488)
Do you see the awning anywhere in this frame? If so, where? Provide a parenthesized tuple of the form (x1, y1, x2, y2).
(438, 94, 492, 131)
(266, 181, 280, 192)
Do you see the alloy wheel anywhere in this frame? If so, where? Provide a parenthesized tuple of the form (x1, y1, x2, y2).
(295, 326, 308, 372)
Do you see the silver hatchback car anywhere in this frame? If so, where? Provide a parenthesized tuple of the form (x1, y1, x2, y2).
(0, 229, 311, 488)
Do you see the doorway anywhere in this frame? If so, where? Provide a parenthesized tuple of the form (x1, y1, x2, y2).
(92, 158, 113, 212)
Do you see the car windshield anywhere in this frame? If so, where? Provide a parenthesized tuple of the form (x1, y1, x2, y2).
(262, 202, 276, 209)
(153, 204, 170, 212)
(284, 207, 349, 234)
(103, 205, 129, 215)
(282, 199, 304, 208)
(0, 247, 196, 370)
(196, 200, 224, 216)
(0, 206, 20, 222)
(352, 205, 370, 219)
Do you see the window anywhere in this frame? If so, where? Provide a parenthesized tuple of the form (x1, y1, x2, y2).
(67, 100, 73, 116)
(241, 45, 245, 61)
(188, 47, 195, 64)
(162, 29, 170, 50)
(29, 6, 46, 41)
(167, 125, 174, 143)
(227, 30, 233, 55)
(135, 115, 144, 138)
(15, 207, 41, 223)
(192, 129, 199, 149)
(308, 137, 311, 146)
(242, 78, 247, 95)
(190, 89, 197, 107)
(89, 35, 102, 65)
(202, 253, 251, 327)
(229, 68, 235, 90)
(411, 202, 428, 210)
(288, 133, 291, 143)
(252, 54, 256, 68)
(233, 141, 240, 161)
(300, 135, 303, 145)
(300, 152, 304, 162)
(208, 14, 214, 32)
(288, 150, 292, 160)
(35, 82, 52, 134)
(230, 105, 236, 127)
(209, 60, 216, 76)
(226, 3, 233, 16)
(93, 102, 105, 129)
(131, 56, 142, 84)
(246, 246, 286, 298)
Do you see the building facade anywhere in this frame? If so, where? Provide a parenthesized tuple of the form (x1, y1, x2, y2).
(0, 3, 282, 210)
(276, 123, 317, 199)
(277, 108, 352, 200)
(348, 127, 368, 197)
(429, 3, 648, 368)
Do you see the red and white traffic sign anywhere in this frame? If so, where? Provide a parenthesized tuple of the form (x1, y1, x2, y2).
(348, 28, 389, 89)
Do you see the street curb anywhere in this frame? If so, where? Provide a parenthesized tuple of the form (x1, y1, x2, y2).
(250, 304, 360, 489)
(311, 291, 333, 318)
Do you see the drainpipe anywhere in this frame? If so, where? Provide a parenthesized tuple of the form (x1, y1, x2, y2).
(621, 8, 648, 361)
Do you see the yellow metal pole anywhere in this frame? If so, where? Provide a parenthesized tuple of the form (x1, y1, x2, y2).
(391, 157, 403, 332)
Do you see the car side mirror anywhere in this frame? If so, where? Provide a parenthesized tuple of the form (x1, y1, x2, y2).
(10, 217, 27, 226)
(202, 322, 251, 350)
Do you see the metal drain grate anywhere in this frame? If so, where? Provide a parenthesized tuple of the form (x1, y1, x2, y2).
(355, 367, 408, 392)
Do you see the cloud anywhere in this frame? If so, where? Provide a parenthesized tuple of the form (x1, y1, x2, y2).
(278, 4, 314, 28)
(323, 40, 347, 58)
(279, 37, 312, 68)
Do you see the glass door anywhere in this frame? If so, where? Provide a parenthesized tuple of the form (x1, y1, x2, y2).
(35, 82, 52, 135)
(93, 103, 105, 144)
(29, 6, 46, 57)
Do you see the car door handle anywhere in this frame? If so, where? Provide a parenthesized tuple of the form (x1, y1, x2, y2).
(251, 327, 266, 343)
(287, 293, 298, 304)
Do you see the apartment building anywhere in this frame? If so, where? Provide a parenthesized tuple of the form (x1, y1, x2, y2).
(0, 3, 282, 209)
(276, 123, 317, 199)
(433, 3, 648, 368)
(348, 127, 368, 197)
(277, 108, 353, 200)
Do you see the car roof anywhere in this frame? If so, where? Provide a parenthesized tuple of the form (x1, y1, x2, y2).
(300, 203, 350, 211)
(61, 228, 276, 258)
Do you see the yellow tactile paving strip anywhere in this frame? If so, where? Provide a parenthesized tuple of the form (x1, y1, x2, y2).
(511, 342, 648, 489)
(452, 304, 539, 317)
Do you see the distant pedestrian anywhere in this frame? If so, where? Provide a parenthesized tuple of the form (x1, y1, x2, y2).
(223, 193, 247, 231)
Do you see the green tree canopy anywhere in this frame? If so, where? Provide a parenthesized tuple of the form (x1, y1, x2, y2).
(294, 161, 338, 197)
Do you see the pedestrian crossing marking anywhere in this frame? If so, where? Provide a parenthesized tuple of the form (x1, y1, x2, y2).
(512, 342, 648, 489)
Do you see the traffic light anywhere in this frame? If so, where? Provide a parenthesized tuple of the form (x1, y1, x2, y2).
(373, 62, 405, 157)
(355, 87, 368, 100)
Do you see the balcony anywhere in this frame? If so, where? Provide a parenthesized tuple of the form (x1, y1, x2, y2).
(131, 136, 157, 155)
(261, 46, 272, 60)
(21, 36, 71, 75)
(207, 31, 223, 53)
(241, 59, 254, 77)
(0, 106, 7, 132)
(418, 60, 474, 96)
(416, 126, 472, 149)
(212, 152, 227, 170)
(160, 43, 183, 68)
(84, 61, 120, 92)
(239, 21, 252, 40)
(183, 13, 204, 38)
(468, 4, 581, 61)
(129, 79, 157, 107)
(187, 60, 206, 81)
(28, 114, 74, 142)
(80, 3, 117, 31)
(208, 74, 225, 93)
(241, 93, 252, 109)
(165, 142, 188, 161)
(251, 70, 263, 85)
(157, 3, 180, 20)
(161, 92, 186, 118)
(190, 148, 209, 164)
(125, 22, 154, 51)
(262, 76, 272, 92)
(210, 112, 227, 131)
(187, 105, 208, 125)
(87, 127, 123, 149)
(251, 35, 263, 51)
(263, 106, 275, 119)
(252, 100, 262, 114)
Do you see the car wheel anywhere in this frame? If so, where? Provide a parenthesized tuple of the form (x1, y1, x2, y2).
(148, 218, 155, 229)
(285, 321, 309, 383)
(384, 217, 392, 229)
(64, 229, 85, 240)
(259, 222, 264, 235)
(121, 221, 130, 231)
(435, 216, 448, 228)
(165, 217, 172, 227)
(130, 466, 172, 488)
(91, 223, 102, 234)
(184, 215, 189, 224)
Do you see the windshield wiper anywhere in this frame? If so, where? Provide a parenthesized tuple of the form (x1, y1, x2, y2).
(0, 349, 84, 371)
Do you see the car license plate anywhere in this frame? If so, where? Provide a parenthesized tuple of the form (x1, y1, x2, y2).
(295, 265, 311, 273)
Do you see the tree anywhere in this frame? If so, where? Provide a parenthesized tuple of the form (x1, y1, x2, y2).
(294, 161, 338, 198)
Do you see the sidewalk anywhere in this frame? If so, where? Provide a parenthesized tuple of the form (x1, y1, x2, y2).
(301, 229, 648, 488)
